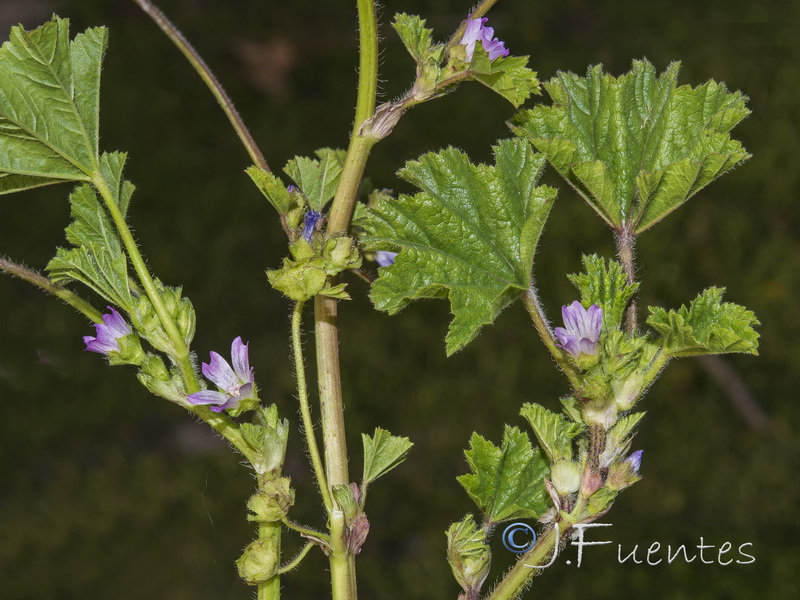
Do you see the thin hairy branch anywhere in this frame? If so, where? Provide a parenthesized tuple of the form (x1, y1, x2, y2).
(132, 0, 270, 172)
(0, 257, 102, 323)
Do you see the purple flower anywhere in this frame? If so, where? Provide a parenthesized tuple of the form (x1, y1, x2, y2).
(287, 185, 298, 193)
(554, 301, 603, 358)
(83, 307, 132, 355)
(187, 336, 256, 413)
(460, 16, 510, 62)
(625, 450, 644, 475)
(302, 210, 321, 242)
(375, 251, 398, 267)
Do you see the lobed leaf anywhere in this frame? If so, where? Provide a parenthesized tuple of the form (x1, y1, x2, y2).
(512, 60, 750, 232)
(568, 254, 639, 331)
(457, 426, 550, 523)
(468, 48, 540, 108)
(0, 17, 107, 186)
(392, 14, 434, 63)
(647, 287, 759, 356)
(365, 138, 556, 355)
(520, 403, 583, 463)
(284, 148, 347, 211)
(362, 428, 414, 486)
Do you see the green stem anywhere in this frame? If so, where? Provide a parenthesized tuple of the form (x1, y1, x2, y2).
(281, 518, 331, 544)
(276, 542, 314, 575)
(313, 2, 379, 599)
(522, 288, 583, 389)
(92, 173, 199, 392)
(257, 520, 281, 600)
(292, 301, 333, 511)
(484, 524, 562, 600)
(132, 0, 270, 172)
(190, 405, 257, 463)
(0, 257, 103, 323)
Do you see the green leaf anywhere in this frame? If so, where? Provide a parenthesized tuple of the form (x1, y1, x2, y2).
(512, 60, 750, 232)
(284, 148, 347, 211)
(457, 426, 550, 523)
(0, 17, 107, 184)
(468, 47, 541, 108)
(392, 14, 433, 63)
(0, 173, 64, 195)
(361, 428, 414, 485)
(246, 166, 293, 215)
(568, 254, 639, 331)
(46, 183, 132, 308)
(520, 403, 583, 463)
(98, 152, 135, 218)
(365, 138, 556, 355)
(647, 287, 759, 356)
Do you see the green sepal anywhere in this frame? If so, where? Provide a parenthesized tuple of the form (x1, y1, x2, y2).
(520, 403, 583, 463)
(446, 515, 491, 593)
(466, 45, 541, 108)
(0, 17, 107, 183)
(236, 538, 279, 585)
(246, 477, 294, 523)
(586, 487, 618, 515)
(361, 427, 414, 486)
(106, 333, 145, 367)
(512, 60, 750, 232)
(568, 255, 639, 331)
(242, 405, 289, 476)
(365, 139, 556, 355)
(647, 287, 759, 356)
(457, 426, 550, 524)
(137, 354, 189, 406)
(284, 148, 347, 211)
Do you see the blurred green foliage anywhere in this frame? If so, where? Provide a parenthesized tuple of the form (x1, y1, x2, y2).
(0, 0, 797, 598)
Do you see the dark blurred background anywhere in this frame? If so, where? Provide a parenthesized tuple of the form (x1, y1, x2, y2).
(1, 0, 797, 598)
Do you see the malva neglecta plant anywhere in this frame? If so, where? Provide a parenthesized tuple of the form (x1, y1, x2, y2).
(0, 0, 759, 599)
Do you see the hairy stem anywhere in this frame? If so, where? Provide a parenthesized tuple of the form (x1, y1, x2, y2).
(276, 542, 314, 575)
(257, 520, 281, 600)
(484, 523, 563, 600)
(91, 173, 198, 391)
(0, 257, 102, 323)
(132, 0, 270, 172)
(313, 2, 380, 599)
(616, 226, 638, 334)
(522, 287, 582, 389)
(189, 405, 256, 462)
(292, 301, 333, 510)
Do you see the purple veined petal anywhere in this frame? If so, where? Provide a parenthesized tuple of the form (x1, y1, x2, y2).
(626, 450, 644, 475)
(102, 306, 132, 338)
(83, 333, 120, 355)
(585, 305, 603, 341)
(302, 210, 322, 242)
(483, 38, 510, 60)
(561, 301, 584, 333)
(375, 251, 398, 267)
(230, 336, 253, 383)
(202, 351, 239, 391)
(210, 395, 241, 413)
(460, 16, 486, 61)
(187, 389, 229, 407)
(578, 338, 599, 356)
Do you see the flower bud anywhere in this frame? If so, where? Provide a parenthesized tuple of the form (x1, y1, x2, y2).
(236, 539, 279, 585)
(446, 515, 491, 594)
(550, 459, 581, 495)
